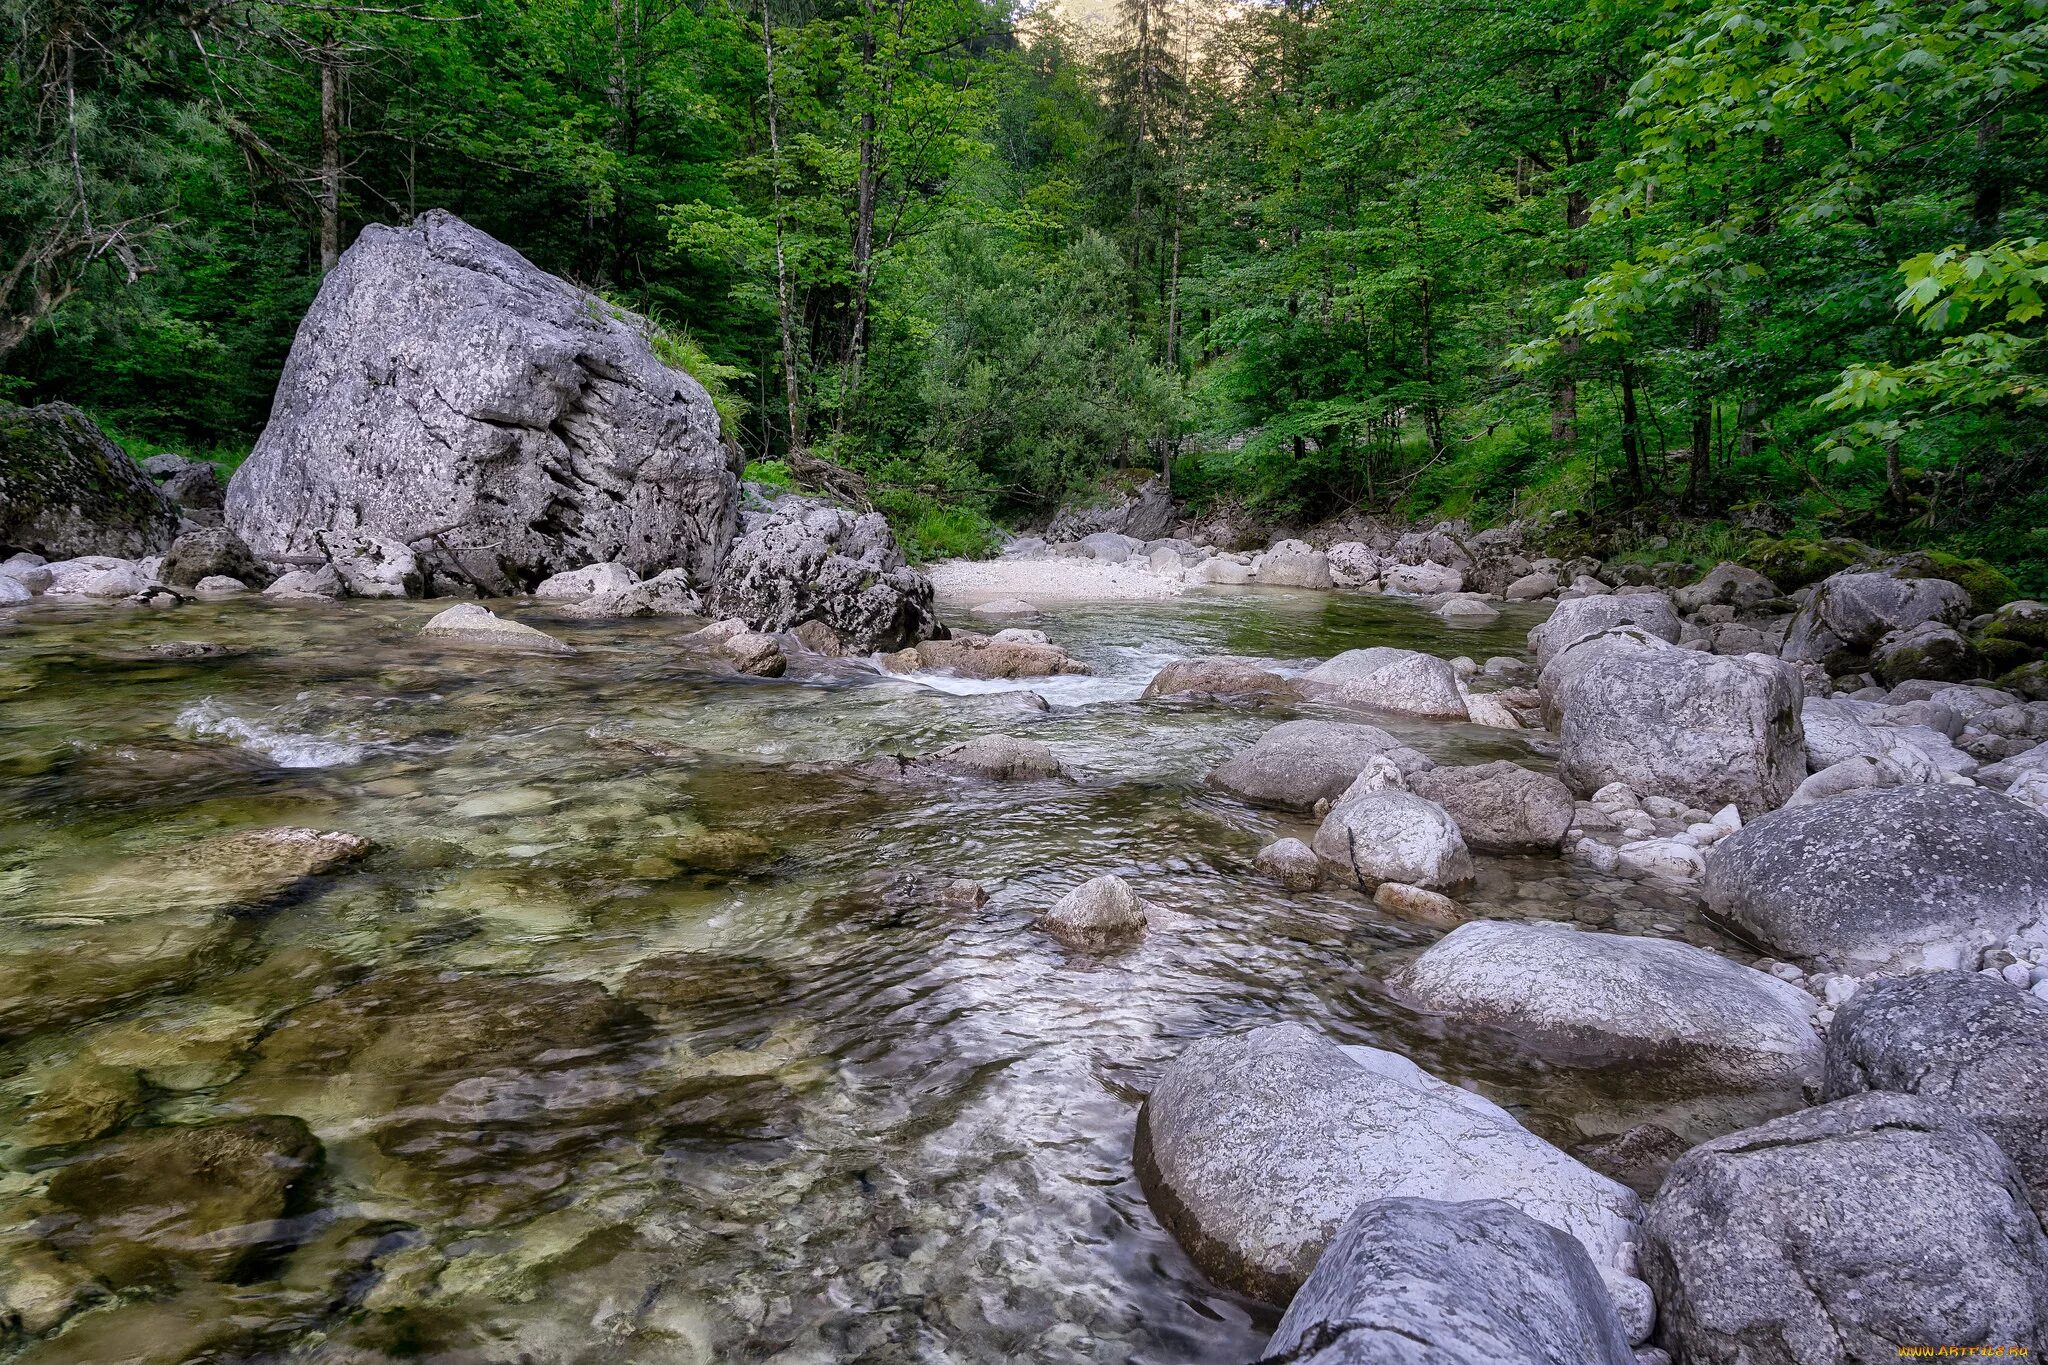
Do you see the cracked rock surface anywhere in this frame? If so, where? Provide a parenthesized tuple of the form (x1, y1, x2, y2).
(226, 210, 739, 595)
(1256, 1196, 1634, 1365)
(1135, 1022, 1641, 1304)
(1641, 1091, 2048, 1365)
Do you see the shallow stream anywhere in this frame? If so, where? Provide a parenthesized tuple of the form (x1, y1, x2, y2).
(0, 586, 1743, 1363)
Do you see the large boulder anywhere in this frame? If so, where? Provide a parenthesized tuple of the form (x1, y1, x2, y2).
(1135, 1022, 1641, 1304)
(1394, 921, 1821, 1096)
(1260, 1197, 1634, 1365)
(227, 210, 740, 595)
(1704, 784, 2048, 972)
(1140, 657, 1301, 702)
(712, 495, 936, 652)
(1407, 761, 1574, 852)
(1311, 761, 1473, 892)
(1206, 719, 1432, 812)
(1799, 695, 1974, 782)
(1641, 1092, 2048, 1364)
(1046, 476, 1177, 542)
(1254, 539, 1333, 589)
(1529, 593, 1681, 671)
(0, 402, 175, 559)
(1558, 646, 1806, 816)
(884, 631, 1086, 679)
(1825, 971, 2048, 1211)
(1301, 647, 1468, 719)
(1674, 562, 1779, 614)
(160, 527, 268, 589)
(1781, 569, 1972, 673)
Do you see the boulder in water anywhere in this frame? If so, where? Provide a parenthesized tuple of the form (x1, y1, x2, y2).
(1141, 657, 1301, 701)
(1300, 647, 1469, 719)
(43, 1116, 323, 1288)
(1641, 1092, 2048, 1364)
(1135, 1022, 1641, 1303)
(420, 603, 575, 655)
(1042, 874, 1149, 949)
(1394, 920, 1821, 1096)
(161, 527, 268, 589)
(227, 210, 739, 595)
(927, 734, 1063, 780)
(1311, 760, 1473, 892)
(1557, 645, 1805, 816)
(1703, 784, 2048, 972)
(711, 494, 935, 652)
(1824, 970, 2048, 1211)
(1407, 761, 1574, 852)
(1261, 1197, 1635, 1365)
(1207, 719, 1433, 812)
(0, 402, 175, 560)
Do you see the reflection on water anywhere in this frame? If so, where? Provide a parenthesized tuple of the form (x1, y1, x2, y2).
(0, 586, 1748, 1363)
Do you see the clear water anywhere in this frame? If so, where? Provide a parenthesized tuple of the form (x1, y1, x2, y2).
(0, 586, 1742, 1364)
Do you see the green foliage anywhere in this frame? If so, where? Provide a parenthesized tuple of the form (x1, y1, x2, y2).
(0, 0, 2042, 590)
(743, 459, 795, 489)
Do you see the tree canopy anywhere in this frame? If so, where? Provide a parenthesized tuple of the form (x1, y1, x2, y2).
(4, 0, 2043, 578)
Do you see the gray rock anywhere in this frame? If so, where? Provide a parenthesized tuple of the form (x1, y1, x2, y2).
(317, 529, 422, 599)
(1506, 570, 1559, 600)
(1301, 647, 1469, 719)
(1255, 838, 1322, 890)
(710, 495, 935, 652)
(1206, 719, 1432, 812)
(1704, 784, 2048, 972)
(1141, 657, 1302, 702)
(1326, 541, 1380, 587)
(192, 575, 247, 598)
(1260, 1197, 1634, 1365)
(1255, 539, 1334, 589)
(0, 574, 29, 605)
(1407, 761, 1575, 852)
(1530, 594, 1682, 671)
(419, 603, 575, 655)
(1782, 570, 1972, 672)
(160, 527, 268, 589)
(1558, 646, 1806, 816)
(42, 556, 144, 599)
(1136, 1022, 1641, 1304)
(262, 565, 343, 600)
(1383, 560, 1464, 595)
(146, 454, 226, 512)
(1076, 531, 1140, 562)
(1872, 618, 1978, 684)
(1434, 593, 1502, 624)
(1043, 874, 1148, 949)
(1825, 971, 2048, 1212)
(1394, 921, 1821, 1096)
(1786, 754, 1914, 805)
(534, 562, 640, 599)
(1641, 1091, 2048, 1365)
(0, 402, 176, 559)
(227, 211, 738, 595)
(1311, 761, 1473, 892)
(559, 565, 702, 618)
(1800, 696, 1974, 781)
(1674, 562, 1778, 614)
(927, 734, 1062, 780)
(1537, 625, 1676, 729)
(1047, 477, 1177, 542)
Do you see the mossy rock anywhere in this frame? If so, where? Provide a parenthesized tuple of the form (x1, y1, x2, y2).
(1740, 536, 1875, 590)
(1997, 659, 2048, 701)
(1885, 550, 2021, 614)
(0, 401, 176, 559)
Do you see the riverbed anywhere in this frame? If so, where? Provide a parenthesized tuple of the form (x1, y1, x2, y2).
(0, 585, 1744, 1363)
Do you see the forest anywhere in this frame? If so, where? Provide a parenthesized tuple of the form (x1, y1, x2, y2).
(3, 0, 2045, 581)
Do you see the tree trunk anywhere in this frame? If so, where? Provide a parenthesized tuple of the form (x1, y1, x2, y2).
(761, 0, 802, 454)
(1619, 361, 1643, 502)
(1685, 296, 1720, 510)
(318, 33, 342, 274)
(1419, 275, 1444, 456)
(1550, 190, 1589, 456)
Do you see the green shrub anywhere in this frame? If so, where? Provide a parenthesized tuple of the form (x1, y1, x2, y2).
(743, 459, 794, 489)
(897, 505, 997, 562)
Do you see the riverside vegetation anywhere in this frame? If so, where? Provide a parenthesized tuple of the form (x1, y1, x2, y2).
(5, 1, 2048, 1363)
